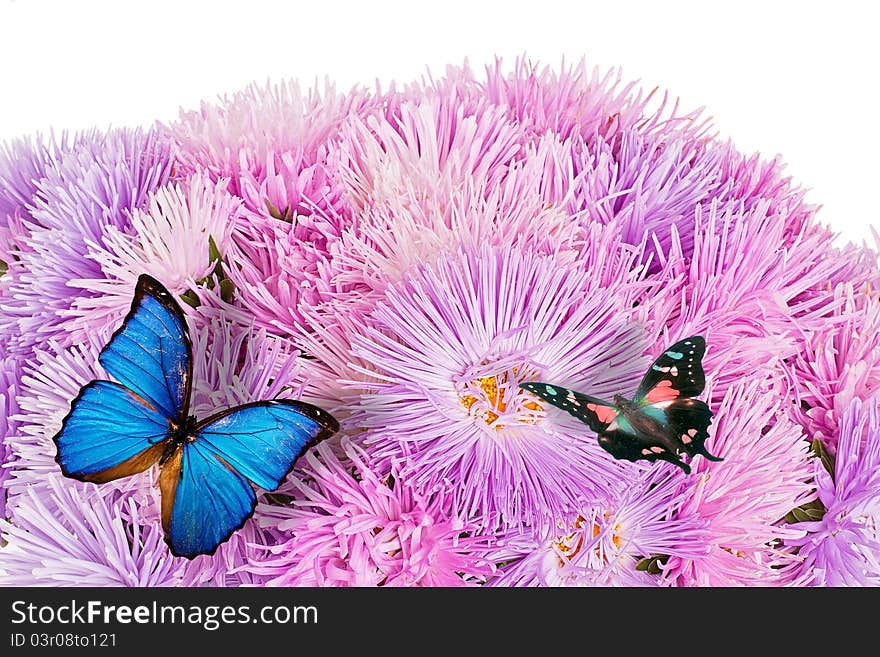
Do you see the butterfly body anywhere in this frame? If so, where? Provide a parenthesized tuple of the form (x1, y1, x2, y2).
(520, 336, 721, 474)
(54, 274, 339, 558)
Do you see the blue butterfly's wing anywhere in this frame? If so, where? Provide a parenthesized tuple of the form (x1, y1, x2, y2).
(54, 274, 190, 484)
(98, 274, 192, 420)
(160, 400, 339, 558)
(53, 380, 169, 483)
(158, 443, 257, 560)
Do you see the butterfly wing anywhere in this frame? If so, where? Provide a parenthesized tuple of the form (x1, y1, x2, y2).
(659, 398, 722, 463)
(54, 274, 191, 484)
(98, 273, 192, 420)
(158, 442, 256, 560)
(633, 336, 706, 405)
(160, 400, 339, 558)
(53, 380, 170, 483)
(519, 382, 619, 433)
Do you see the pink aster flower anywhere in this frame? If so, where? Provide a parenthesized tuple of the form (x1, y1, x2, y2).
(661, 376, 815, 586)
(337, 97, 529, 213)
(786, 398, 880, 586)
(479, 57, 706, 143)
(641, 201, 868, 405)
(490, 467, 711, 586)
(792, 285, 880, 451)
(306, 136, 587, 328)
(0, 475, 188, 586)
(245, 440, 496, 586)
(350, 245, 650, 532)
(168, 79, 379, 220)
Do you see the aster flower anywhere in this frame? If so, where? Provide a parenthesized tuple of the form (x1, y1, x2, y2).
(479, 57, 708, 143)
(792, 285, 880, 451)
(168, 78, 378, 220)
(0, 475, 188, 586)
(337, 97, 530, 213)
(572, 127, 726, 266)
(490, 467, 711, 586)
(351, 245, 650, 532)
(0, 128, 174, 356)
(786, 398, 880, 585)
(60, 174, 243, 347)
(640, 201, 869, 404)
(0, 132, 77, 226)
(168, 80, 384, 338)
(0, 355, 20, 518)
(660, 377, 815, 586)
(307, 136, 587, 326)
(245, 440, 496, 586)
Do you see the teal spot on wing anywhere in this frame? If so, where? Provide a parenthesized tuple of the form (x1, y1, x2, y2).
(640, 405, 667, 424)
(666, 351, 684, 360)
(616, 415, 635, 434)
(651, 364, 663, 371)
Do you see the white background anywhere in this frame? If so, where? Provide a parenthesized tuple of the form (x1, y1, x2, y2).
(0, 0, 877, 246)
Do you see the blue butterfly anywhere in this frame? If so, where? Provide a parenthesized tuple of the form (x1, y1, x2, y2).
(53, 274, 339, 559)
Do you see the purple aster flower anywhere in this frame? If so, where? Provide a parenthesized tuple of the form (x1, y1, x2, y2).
(349, 245, 650, 532)
(661, 376, 814, 586)
(572, 128, 726, 267)
(490, 467, 711, 586)
(0, 132, 79, 227)
(0, 128, 174, 356)
(786, 398, 880, 586)
(0, 476, 188, 586)
(0, 355, 20, 517)
(59, 175, 243, 347)
(245, 440, 496, 586)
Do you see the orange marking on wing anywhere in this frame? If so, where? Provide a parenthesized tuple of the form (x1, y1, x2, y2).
(587, 403, 617, 423)
(644, 380, 679, 403)
(82, 441, 166, 484)
(158, 446, 183, 535)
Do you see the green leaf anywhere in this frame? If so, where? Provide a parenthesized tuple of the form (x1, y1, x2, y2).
(219, 278, 235, 303)
(208, 234, 222, 264)
(634, 554, 668, 575)
(0, 259, 7, 276)
(180, 289, 201, 308)
(263, 492, 294, 505)
(811, 438, 835, 481)
(266, 199, 293, 222)
(783, 497, 826, 525)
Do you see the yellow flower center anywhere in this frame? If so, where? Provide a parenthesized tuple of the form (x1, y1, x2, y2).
(458, 366, 542, 429)
(554, 513, 623, 564)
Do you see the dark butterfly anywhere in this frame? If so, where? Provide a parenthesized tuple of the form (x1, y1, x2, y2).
(53, 274, 339, 559)
(519, 336, 722, 474)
